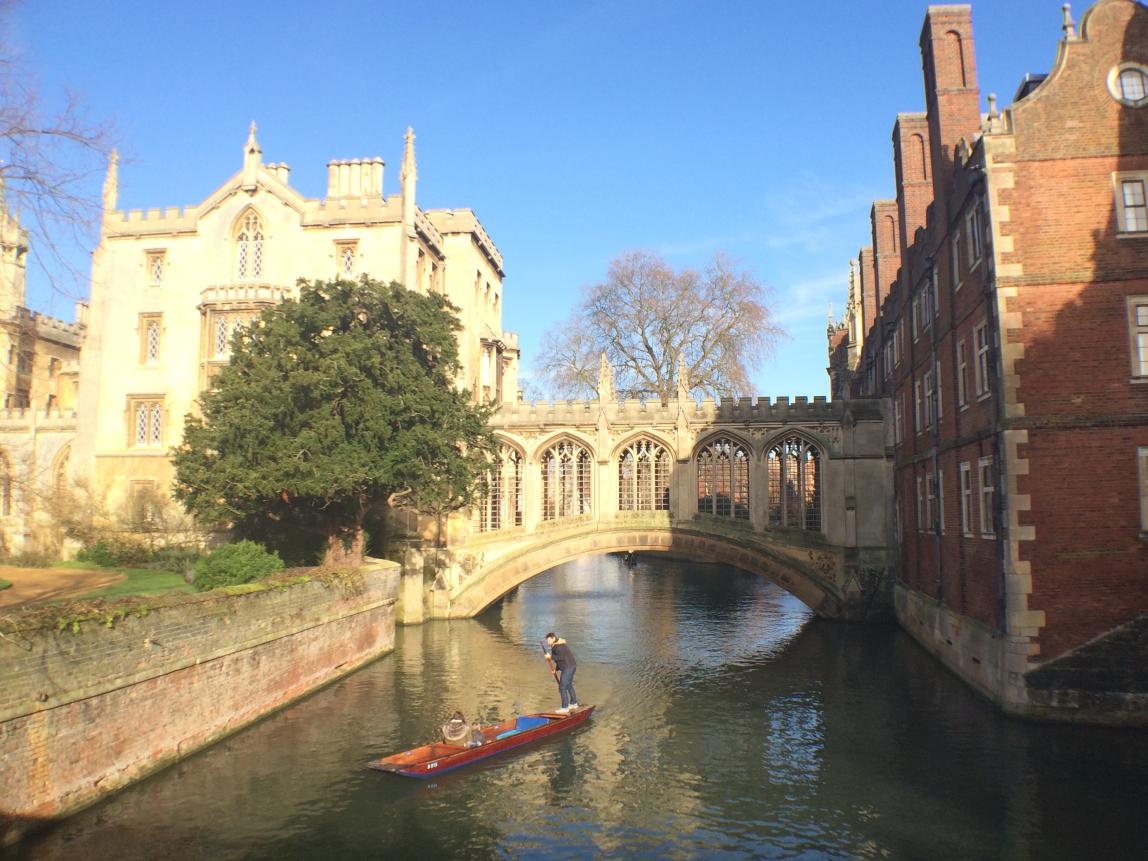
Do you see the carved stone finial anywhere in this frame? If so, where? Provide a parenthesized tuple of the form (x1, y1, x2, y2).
(597, 352, 615, 403)
(102, 150, 119, 211)
(1061, 4, 1076, 39)
(676, 356, 690, 403)
(242, 122, 262, 191)
(401, 126, 418, 183)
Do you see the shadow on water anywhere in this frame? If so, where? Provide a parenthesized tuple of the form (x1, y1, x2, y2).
(9, 552, 1148, 860)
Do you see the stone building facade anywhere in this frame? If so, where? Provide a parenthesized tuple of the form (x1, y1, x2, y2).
(69, 125, 518, 533)
(0, 195, 84, 554)
(831, 0, 1148, 723)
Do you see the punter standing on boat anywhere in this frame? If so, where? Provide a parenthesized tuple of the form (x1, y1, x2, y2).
(543, 633, 579, 713)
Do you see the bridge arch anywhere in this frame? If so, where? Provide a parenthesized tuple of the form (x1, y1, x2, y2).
(446, 526, 856, 620)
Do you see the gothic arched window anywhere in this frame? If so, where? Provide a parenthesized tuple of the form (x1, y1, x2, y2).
(235, 210, 264, 280)
(619, 438, 670, 512)
(476, 445, 524, 532)
(696, 436, 749, 520)
(767, 436, 822, 531)
(541, 440, 592, 521)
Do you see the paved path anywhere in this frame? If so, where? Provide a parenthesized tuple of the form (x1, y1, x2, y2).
(0, 566, 124, 609)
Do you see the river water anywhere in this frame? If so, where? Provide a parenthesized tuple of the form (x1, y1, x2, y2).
(14, 555, 1148, 860)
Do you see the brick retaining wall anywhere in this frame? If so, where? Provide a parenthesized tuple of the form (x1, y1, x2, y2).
(0, 563, 399, 845)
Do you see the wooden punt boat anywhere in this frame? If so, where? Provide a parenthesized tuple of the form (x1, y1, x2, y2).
(367, 705, 595, 778)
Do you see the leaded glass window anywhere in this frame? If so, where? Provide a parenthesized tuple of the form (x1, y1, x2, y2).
(619, 438, 670, 512)
(477, 445, 524, 532)
(236, 211, 264, 280)
(131, 399, 163, 447)
(767, 436, 821, 531)
(542, 440, 592, 521)
(338, 242, 357, 277)
(696, 436, 749, 520)
(145, 318, 160, 364)
(147, 252, 165, 287)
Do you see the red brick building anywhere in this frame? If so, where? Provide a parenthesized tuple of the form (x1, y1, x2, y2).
(830, 0, 1148, 723)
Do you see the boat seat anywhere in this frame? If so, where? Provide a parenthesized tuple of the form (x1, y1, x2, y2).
(494, 715, 550, 740)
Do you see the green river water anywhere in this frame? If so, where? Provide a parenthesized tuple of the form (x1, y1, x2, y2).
(12, 555, 1148, 859)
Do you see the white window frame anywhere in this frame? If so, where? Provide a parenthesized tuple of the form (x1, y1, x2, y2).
(895, 322, 903, 366)
(956, 339, 969, 408)
(914, 378, 923, 434)
(895, 394, 904, 445)
(911, 296, 920, 342)
(916, 475, 925, 532)
(937, 469, 944, 534)
(935, 360, 943, 421)
(925, 472, 936, 533)
(978, 456, 995, 537)
(923, 370, 934, 429)
(1115, 173, 1148, 235)
(1128, 297, 1148, 380)
(950, 233, 961, 291)
(1140, 447, 1148, 534)
(1107, 63, 1148, 109)
(974, 321, 991, 399)
(1138, 447, 1148, 534)
(966, 204, 984, 269)
(959, 462, 973, 536)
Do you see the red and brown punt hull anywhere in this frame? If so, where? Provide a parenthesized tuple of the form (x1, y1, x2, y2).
(367, 706, 595, 778)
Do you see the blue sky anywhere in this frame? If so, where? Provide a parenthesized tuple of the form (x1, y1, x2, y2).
(12, 0, 1067, 399)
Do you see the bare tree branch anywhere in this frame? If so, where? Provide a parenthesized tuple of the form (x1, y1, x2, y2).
(537, 250, 785, 403)
(0, 6, 115, 306)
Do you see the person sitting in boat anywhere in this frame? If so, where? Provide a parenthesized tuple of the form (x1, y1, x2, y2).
(442, 711, 470, 744)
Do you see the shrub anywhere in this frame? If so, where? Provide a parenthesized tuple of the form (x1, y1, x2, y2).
(146, 546, 203, 579)
(77, 537, 153, 568)
(0, 578, 11, 591)
(192, 541, 284, 592)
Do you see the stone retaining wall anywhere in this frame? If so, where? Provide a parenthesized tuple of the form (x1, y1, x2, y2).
(0, 562, 399, 845)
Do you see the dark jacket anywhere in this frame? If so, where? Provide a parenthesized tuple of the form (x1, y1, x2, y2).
(550, 641, 576, 671)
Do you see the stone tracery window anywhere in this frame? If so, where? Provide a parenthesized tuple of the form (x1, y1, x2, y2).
(129, 398, 164, 447)
(477, 445, 524, 532)
(619, 438, 670, 512)
(767, 436, 821, 531)
(235, 210, 264, 280)
(696, 436, 749, 520)
(541, 439, 592, 521)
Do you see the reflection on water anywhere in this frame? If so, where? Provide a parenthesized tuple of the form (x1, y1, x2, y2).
(12, 554, 1148, 860)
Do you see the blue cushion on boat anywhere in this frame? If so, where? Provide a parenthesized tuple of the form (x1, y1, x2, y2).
(515, 716, 550, 731)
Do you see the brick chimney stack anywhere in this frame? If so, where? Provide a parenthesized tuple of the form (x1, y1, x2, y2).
(920, 5, 981, 216)
(892, 114, 931, 281)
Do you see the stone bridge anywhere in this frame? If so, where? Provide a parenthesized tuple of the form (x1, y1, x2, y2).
(397, 388, 896, 624)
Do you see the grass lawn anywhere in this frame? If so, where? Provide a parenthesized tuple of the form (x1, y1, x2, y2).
(72, 567, 195, 600)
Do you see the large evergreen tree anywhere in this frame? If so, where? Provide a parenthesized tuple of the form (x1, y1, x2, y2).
(173, 278, 494, 566)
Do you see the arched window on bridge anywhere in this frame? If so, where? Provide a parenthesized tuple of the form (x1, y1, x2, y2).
(767, 436, 821, 531)
(619, 438, 670, 512)
(696, 437, 749, 520)
(541, 440, 592, 520)
(476, 445, 523, 532)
